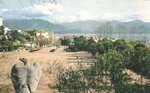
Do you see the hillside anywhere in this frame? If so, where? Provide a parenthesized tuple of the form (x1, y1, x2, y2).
(3, 19, 66, 34)
(3, 19, 150, 34)
(61, 20, 102, 33)
(62, 20, 150, 34)
(95, 20, 150, 34)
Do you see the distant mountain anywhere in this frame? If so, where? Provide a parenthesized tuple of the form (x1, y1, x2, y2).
(3, 19, 150, 34)
(3, 19, 66, 34)
(96, 20, 150, 34)
(62, 20, 150, 34)
(61, 20, 102, 33)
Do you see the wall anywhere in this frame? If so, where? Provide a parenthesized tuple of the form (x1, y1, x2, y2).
(0, 17, 3, 26)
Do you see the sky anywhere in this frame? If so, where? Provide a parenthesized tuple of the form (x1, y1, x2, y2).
(0, 0, 150, 23)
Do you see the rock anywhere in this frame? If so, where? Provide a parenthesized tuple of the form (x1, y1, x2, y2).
(11, 58, 42, 93)
(50, 49, 55, 52)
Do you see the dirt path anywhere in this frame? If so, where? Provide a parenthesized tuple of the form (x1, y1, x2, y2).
(0, 46, 94, 93)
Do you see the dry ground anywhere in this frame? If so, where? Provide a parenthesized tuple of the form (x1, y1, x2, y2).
(0, 46, 94, 93)
(0, 46, 149, 93)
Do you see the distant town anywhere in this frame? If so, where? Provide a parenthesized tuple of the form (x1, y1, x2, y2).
(0, 16, 55, 52)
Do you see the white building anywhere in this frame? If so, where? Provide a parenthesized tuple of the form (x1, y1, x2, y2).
(35, 30, 55, 45)
(0, 16, 3, 26)
(16, 29, 22, 33)
(36, 31, 49, 38)
(4, 27, 11, 34)
(24, 42, 36, 48)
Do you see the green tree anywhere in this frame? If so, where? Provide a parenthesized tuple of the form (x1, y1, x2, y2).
(0, 26, 4, 35)
(10, 30, 21, 41)
(73, 36, 87, 51)
(61, 38, 71, 46)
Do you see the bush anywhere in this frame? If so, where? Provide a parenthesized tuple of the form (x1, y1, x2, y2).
(56, 37, 150, 93)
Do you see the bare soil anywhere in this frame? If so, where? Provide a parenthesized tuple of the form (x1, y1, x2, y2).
(0, 46, 94, 93)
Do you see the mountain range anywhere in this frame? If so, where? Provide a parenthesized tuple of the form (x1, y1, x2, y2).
(3, 19, 150, 34)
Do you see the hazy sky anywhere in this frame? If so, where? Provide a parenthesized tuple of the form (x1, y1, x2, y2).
(0, 0, 150, 23)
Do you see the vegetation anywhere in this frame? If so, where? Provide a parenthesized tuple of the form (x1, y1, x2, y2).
(0, 26, 53, 52)
(61, 37, 72, 46)
(58, 36, 150, 93)
(0, 26, 30, 52)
